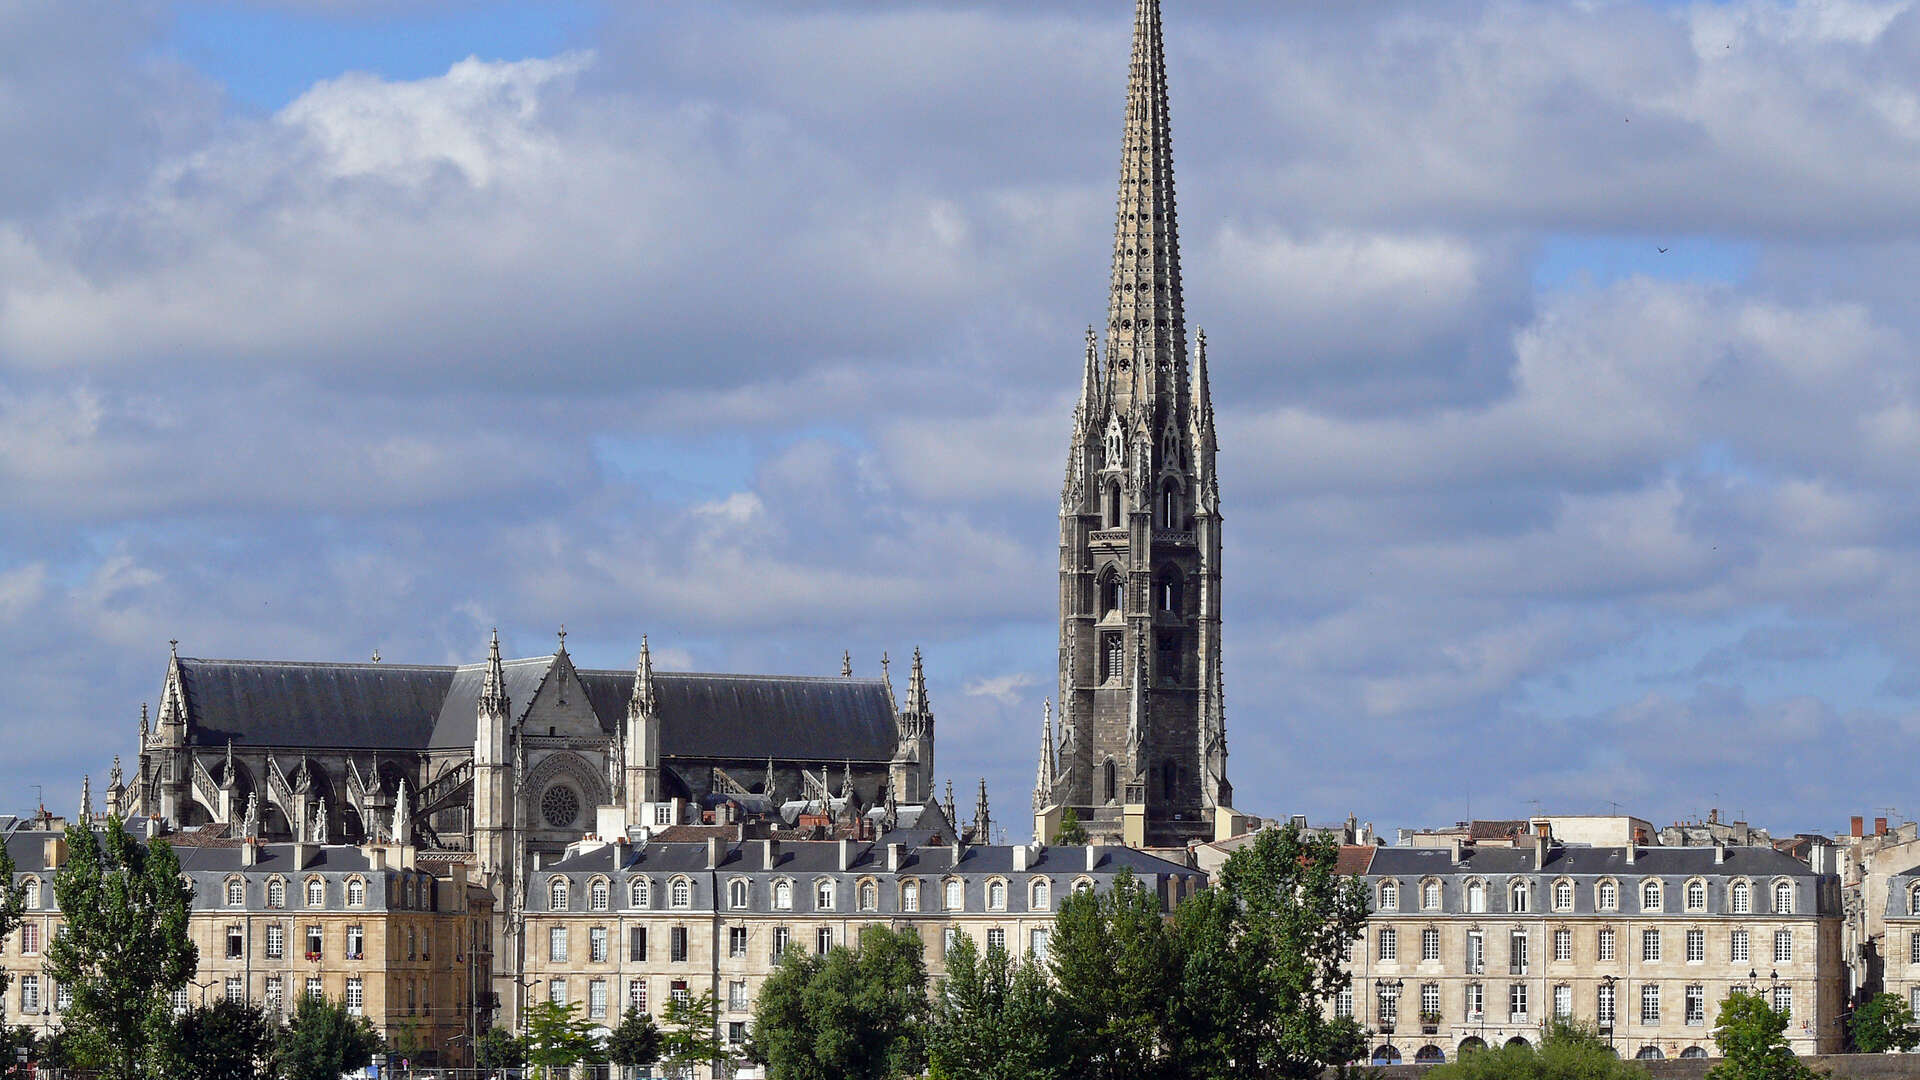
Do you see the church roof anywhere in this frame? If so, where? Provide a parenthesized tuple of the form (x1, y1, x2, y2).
(173, 654, 901, 763)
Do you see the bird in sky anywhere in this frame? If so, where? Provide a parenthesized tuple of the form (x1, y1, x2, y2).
(1658, 247, 1669, 254)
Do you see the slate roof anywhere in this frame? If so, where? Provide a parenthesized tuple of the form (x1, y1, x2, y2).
(542, 837, 1202, 880)
(176, 655, 900, 763)
(1363, 844, 1822, 879)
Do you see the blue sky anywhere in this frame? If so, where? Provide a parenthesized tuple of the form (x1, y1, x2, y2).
(6, 0, 1920, 838)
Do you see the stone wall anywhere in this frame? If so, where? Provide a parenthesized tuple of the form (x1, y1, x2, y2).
(1342, 1053, 1920, 1080)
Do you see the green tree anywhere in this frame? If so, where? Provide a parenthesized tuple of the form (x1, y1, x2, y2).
(1050, 867, 1178, 1080)
(43, 817, 196, 1080)
(475, 1025, 529, 1073)
(0, 841, 24, 1011)
(1051, 808, 1090, 847)
(1183, 823, 1371, 1079)
(1426, 1019, 1647, 1080)
(927, 934, 1062, 1080)
(165, 997, 277, 1080)
(660, 991, 725, 1078)
(524, 1000, 603, 1078)
(1852, 991, 1920, 1053)
(271, 995, 381, 1080)
(2, 1026, 40, 1080)
(605, 1007, 663, 1077)
(750, 925, 930, 1080)
(1708, 990, 1816, 1080)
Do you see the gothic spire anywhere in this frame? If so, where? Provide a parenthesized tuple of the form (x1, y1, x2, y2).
(630, 636, 657, 719)
(974, 778, 992, 843)
(905, 647, 930, 715)
(1032, 700, 1055, 811)
(480, 628, 510, 717)
(1106, 0, 1185, 411)
(80, 774, 93, 821)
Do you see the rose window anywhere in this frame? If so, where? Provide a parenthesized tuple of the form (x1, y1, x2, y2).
(541, 785, 580, 829)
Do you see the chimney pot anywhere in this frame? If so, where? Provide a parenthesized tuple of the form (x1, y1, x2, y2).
(887, 843, 903, 872)
(1625, 843, 1637, 865)
(1013, 845, 1030, 872)
(1877, 817, 1889, 837)
(761, 838, 779, 871)
(1852, 816, 1865, 838)
(1085, 843, 1098, 872)
(839, 838, 854, 872)
(707, 837, 723, 869)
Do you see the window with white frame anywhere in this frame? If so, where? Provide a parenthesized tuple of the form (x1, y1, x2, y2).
(22, 879, 38, 909)
(550, 878, 570, 910)
(264, 977, 283, 1013)
(1511, 881, 1530, 913)
(1732, 880, 1751, 914)
(1774, 881, 1794, 914)
(727, 980, 748, 1013)
(773, 926, 790, 960)
(1554, 928, 1572, 962)
(549, 926, 568, 963)
(1554, 984, 1572, 1018)
(1466, 982, 1485, 1019)
(1379, 928, 1397, 962)
(548, 980, 566, 1006)
(1685, 984, 1705, 1025)
(591, 879, 610, 912)
(1686, 880, 1706, 912)
(56, 981, 72, 1013)
(729, 879, 749, 910)
(631, 878, 651, 908)
(729, 926, 748, 958)
(1377, 983, 1399, 1026)
(1466, 930, 1485, 973)
(345, 977, 364, 1016)
(1423, 880, 1441, 910)
(1771, 985, 1791, 1016)
(1598, 928, 1616, 962)
(988, 880, 1007, 911)
(671, 878, 692, 909)
(1554, 880, 1573, 911)
(859, 881, 879, 912)
(1597, 983, 1616, 1026)
(1640, 984, 1660, 1023)
(306, 879, 325, 907)
(1030, 928, 1051, 964)
(1467, 881, 1486, 913)
(1032, 879, 1051, 910)
(1380, 880, 1399, 911)
(1911, 932, 1920, 965)
(590, 979, 609, 1020)
(816, 880, 836, 910)
(305, 977, 322, 1002)
(1912, 884, 1920, 916)
(347, 878, 365, 906)
(347, 925, 364, 959)
(945, 879, 964, 910)
(630, 980, 648, 1012)
(1336, 986, 1354, 1019)
(1421, 981, 1440, 1018)
(1642, 929, 1661, 962)
(1732, 929, 1750, 963)
(1510, 932, 1528, 974)
(1686, 929, 1704, 962)
(943, 927, 962, 957)
(266, 924, 285, 959)
(774, 880, 792, 911)
(226, 878, 245, 906)
(816, 927, 833, 954)
(20, 975, 39, 1014)
(305, 925, 322, 958)
(20, 923, 39, 956)
(268, 879, 286, 908)
(986, 928, 1006, 953)
(1910, 987, 1919, 1017)
(670, 926, 688, 962)
(591, 926, 608, 963)
(1641, 880, 1662, 911)
(902, 880, 920, 913)
(1509, 982, 1528, 1020)
(1422, 928, 1440, 962)
(1774, 930, 1793, 963)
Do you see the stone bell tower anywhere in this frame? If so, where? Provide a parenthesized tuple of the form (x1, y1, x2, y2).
(1039, 0, 1229, 848)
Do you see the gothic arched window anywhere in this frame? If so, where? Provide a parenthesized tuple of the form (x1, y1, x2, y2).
(1101, 759, 1118, 805)
(1105, 482, 1122, 528)
(1100, 570, 1124, 617)
(1157, 569, 1182, 613)
(1159, 481, 1180, 529)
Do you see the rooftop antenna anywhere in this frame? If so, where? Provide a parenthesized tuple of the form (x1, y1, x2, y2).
(31, 785, 44, 811)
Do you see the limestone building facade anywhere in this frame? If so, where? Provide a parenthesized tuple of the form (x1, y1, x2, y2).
(1036, 0, 1233, 851)
(1342, 837, 1846, 1064)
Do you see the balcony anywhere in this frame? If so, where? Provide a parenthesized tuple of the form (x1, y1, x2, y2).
(1090, 529, 1129, 545)
(1153, 529, 1195, 546)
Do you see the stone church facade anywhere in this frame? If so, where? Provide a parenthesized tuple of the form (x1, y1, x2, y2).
(1035, 0, 1234, 849)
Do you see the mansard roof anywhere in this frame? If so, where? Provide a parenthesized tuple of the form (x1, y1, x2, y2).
(173, 653, 901, 763)
(1362, 843, 1824, 880)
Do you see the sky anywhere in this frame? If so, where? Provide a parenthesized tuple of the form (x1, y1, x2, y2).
(5, 0, 1920, 840)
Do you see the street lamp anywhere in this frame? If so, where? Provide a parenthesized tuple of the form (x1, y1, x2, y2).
(1600, 975, 1617, 1052)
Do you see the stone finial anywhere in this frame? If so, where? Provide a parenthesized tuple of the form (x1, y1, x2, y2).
(556, 624, 567, 654)
(630, 636, 656, 719)
(763, 757, 778, 803)
(80, 774, 93, 821)
(480, 628, 510, 717)
(841, 650, 852, 678)
(1033, 699, 1055, 811)
(905, 647, 931, 716)
(139, 702, 149, 741)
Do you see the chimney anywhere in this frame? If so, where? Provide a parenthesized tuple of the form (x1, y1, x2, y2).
(838, 839, 855, 872)
(1013, 845, 1030, 872)
(707, 837, 724, 869)
(368, 846, 387, 871)
(1450, 838, 1465, 865)
(1085, 843, 1098, 872)
(292, 842, 310, 870)
(887, 843, 903, 872)
(1851, 816, 1865, 838)
(241, 840, 259, 867)
(1625, 843, 1637, 865)
(761, 839, 779, 871)
(42, 836, 66, 870)
(1534, 833, 1549, 869)
(1714, 840, 1726, 865)
(1877, 817, 1889, 837)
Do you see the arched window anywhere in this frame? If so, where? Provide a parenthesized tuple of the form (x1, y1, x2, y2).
(267, 879, 286, 909)
(670, 878, 691, 909)
(901, 880, 920, 912)
(729, 880, 749, 910)
(1101, 759, 1118, 805)
(1910, 883, 1920, 916)
(226, 878, 245, 906)
(859, 882, 878, 912)
(816, 880, 835, 910)
(1597, 880, 1617, 911)
(1100, 570, 1124, 617)
(549, 878, 570, 911)
(1422, 880, 1441, 910)
(23, 878, 39, 909)
(1553, 880, 1573, 912)
(988, 880, 1008, 911)
(1105, 482, 1122, 528)
(1685, 880, 1706, 912)
(591, 880, 610, 912)
(1466, 881, 1486, 913)
(773, 880, 792, 911)
(1774, 881, 1794, 914)
(1159, 482, 1180, 529)
(1379, 881, 1399, 912)
(1157, 570, 1182, 613)
(630, 879, 650, 909)
(945, 879, 964, 911)
(1641, 880, 1663, 912)
(1731, 880, 1751, 914)
(347, 878, 366, 907)
(1032, 879, 1051, 911)
(1511, 881, 1530, 912)
(306, 879, 325, 907)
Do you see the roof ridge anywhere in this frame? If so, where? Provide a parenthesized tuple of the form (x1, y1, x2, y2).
(180, 658, 456, 673)
(577, 669, 890, 685)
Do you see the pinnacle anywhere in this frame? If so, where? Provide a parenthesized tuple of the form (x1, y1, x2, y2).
(1105, 0, 1185, 412)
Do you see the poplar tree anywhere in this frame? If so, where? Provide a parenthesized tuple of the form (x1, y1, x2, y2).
(43, 818, 196, 1080)
(927, 935, 1062, 1080)
(1049, 868, 1178, 1080)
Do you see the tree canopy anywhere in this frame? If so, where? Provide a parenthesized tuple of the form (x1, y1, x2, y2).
(1851, 991, 1920, 1053)
(927, 934, 1062, 1080)
(271, 995, 381, 1080)
(525, 1000, 604, 1078)
(165, 998, 277, 1080)
(605, 1007, 663, 1070)
(1050, 867, 1179, 1080)
(661, 991, 727, 1078)
(1708, 990, 1816, 1080)
(752, 924, 929, 1080)
(1425, 1019, 1648, 1080)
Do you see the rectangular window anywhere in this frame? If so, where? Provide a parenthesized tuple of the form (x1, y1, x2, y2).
(1554, 928, 1571, 962)
(774, 926, 791, 960)
(305, 977, 322, 1002)
(987, 928, 1006, 953)
(265, 978, 283, 1013)
(550, 926, 568, 963)
(1336, 986, 1354, 1019)
(1597, 983, 1615, 1026)
(305, 926, 323, 959)
(728, 980, 749, 1013)
(728, 1021, 747, 1045)
(590, 926, 609, 963)
(672, 926, 689, 963)
(1030, 928, 1051, 964)
(729, 926, 749, 959)
(816, 928, 833, 954)
(1379, 928, 1397, 962)
(20, 924, 38, 956)
(670, 980, 689, 1005)
(171, 986, 189, 1014)
(630, 926, 648, 961)
(629, 980, 648, 1012)
(1686, 984, 1705, 1025)
(1377, 983, 1399, 1026)
(1422, 928, 1440, 962)
(266, 925, 285, 960)
(1640, 984, 1660, 1023)
(1910, 987, 1920, 1018)
(1466, 982, 1484, 1020)
(549, 980, 566, 1006)
(224, 976, 243, 1001)
(227, 925, 245, 960)
(589, 980, 608, 1020)
(1911, 932, 1920, 965)
(1598, 928, 1615, 962)
(1687, 929, 1705, 963)
(1465, 931, 1485, 974)
(1509, 932, 1528, 974)
(1732, 929, 1750, 963)
(1554, 984, 1572, 1018)
(345, 978, 364, 1017)
(1641, 929, 1661, 962)
(655, 805, 673, 826)
(1772, 985, 1791, 1017)
(943, 927, 962, 958)
(20, 975, 39, 1014)
(56, 982, 72, 1013)
(347, 925, 364, 960)
(1509, 982, 1528, 1021)
(1774, 930, 1793, 963)
(1420, 982, 1440, 1017)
